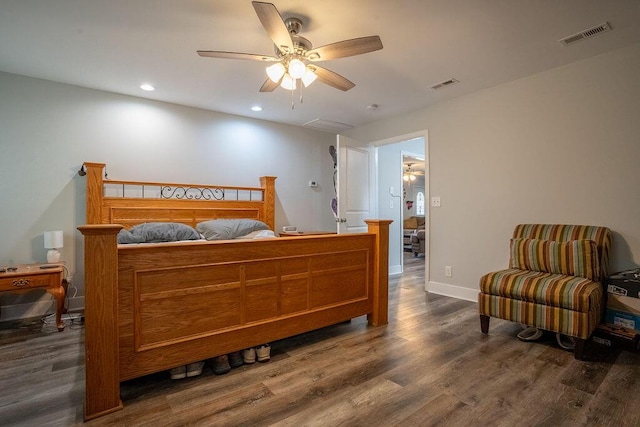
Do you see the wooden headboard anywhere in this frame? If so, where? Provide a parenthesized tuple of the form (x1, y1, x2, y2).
(83, 162, 276, 230)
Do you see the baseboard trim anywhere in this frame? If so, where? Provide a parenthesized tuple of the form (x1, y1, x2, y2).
(427, 281, 477, 302)
(390, 264, 403, 276)
(0, 297, 85, 322)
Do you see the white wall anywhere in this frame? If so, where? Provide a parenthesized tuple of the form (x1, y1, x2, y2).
(0, 72, 336, 319)
(347, 43, 640, 301)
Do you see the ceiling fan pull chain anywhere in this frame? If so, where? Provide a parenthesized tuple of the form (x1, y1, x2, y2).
(300, 83, 304, 104)
(291, 88, 295, 110)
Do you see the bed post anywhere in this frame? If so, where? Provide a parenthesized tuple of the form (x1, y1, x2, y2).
(260, 176, 277, 230)
(365, 219, 392, 326)
(83, 162, 105, 224)
(77, 224, 123, 420)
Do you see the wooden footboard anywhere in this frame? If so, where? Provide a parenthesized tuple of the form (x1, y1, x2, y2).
(78, 220, 390, 420)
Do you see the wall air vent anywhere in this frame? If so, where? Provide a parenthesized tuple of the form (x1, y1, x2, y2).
(430, 78, 459, 90)
(303, 119, 353, 133)
(559, 22, 611, 46)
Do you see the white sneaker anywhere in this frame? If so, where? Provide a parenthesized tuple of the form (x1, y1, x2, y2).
(517, 326, 543, 342)
(256, 344, 271, 362)
(243, 347, 256, 364)
(186, 361, 205, 377)
(169, 365, 186, 380)
(556, 334, 576, 351)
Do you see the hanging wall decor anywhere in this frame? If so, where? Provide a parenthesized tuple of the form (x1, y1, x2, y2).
(329, 145, 338, 218)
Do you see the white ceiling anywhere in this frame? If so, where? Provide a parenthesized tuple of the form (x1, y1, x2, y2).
(2, 1, 639, 131)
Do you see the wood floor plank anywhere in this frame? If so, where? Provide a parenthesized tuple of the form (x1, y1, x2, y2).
(575, 349, 640, 426)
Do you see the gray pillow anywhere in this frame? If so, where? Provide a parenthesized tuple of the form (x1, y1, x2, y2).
(117, 222, 200, 244)
(196, 219, 270, 241)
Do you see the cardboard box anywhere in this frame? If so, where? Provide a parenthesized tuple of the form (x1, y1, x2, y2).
(606, 268, 640, 299)
(606, 307, 640, 332)
(607, 294, 640, 315)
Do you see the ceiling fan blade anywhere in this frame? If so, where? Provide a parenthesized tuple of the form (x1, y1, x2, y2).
(197, 50, 278, 61)
(310, 65, 355, 91)
(306, 36, 383, 61)
(259, 77, 281, 92)
(252, 1, 293, 54)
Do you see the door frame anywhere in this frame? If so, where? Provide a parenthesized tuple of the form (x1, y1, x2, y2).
(369, 130, 430, 285)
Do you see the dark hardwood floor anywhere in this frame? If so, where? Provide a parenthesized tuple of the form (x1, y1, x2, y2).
(1, 253, 639, 426)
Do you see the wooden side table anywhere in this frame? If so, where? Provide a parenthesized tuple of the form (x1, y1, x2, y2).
(0, 264, 66, 331)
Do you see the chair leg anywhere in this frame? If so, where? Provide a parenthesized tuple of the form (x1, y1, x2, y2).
(574, 337, 586, 360)
(480, 314, 490, 334)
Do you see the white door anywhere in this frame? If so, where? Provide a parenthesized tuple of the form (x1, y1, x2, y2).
(336, 134, 374, 234)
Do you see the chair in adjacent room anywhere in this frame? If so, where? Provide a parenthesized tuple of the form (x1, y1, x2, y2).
(478, 224, 612, 360)
(410, 227, 426, 257)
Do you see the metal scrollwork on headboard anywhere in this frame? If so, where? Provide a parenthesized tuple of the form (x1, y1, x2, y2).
(160, 186, 225, 200)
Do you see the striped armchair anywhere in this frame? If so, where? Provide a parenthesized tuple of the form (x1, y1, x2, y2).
(478, 224, 612, 359)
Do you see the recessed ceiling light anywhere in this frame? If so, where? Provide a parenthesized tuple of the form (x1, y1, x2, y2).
(140, 83, 155, 91)
(251, 106, 263, 112)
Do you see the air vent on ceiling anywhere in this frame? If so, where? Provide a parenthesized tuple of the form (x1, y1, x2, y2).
(430, 78, 459, 90)
(559, 22, 611, 46)
(303, 119, 354, 133)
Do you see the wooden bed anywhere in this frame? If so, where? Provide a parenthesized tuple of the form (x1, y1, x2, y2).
(78, 162, 391, 420)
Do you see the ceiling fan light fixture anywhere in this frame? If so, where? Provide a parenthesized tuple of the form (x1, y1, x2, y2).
(266, 62, 286, 82)
(301, 67, 317, 87)
(404, 163, 417, 182)
(280, 73, 296, 90)
(288, 58, 306, 79)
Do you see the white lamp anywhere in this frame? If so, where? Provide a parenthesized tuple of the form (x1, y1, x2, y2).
(44, 230, 63, 263)
(280, 73, 296, 90)
(266, 62, 286, 83)
(301, 67, 318, 87)
(288, 58, 306, 79)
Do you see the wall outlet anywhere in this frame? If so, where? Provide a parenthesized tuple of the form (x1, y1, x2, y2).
(445, 266, 452, 277)
(308, 180, 318, 187)
(282, 226, 297, 232)
(431, 196, 441, 207)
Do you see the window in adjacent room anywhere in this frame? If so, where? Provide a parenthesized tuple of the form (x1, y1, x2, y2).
(416, 191, 425, 216)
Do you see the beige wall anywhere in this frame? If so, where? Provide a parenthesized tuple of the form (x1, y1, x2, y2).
(347, 43, 640, 300)
(0, 72, 336, 318)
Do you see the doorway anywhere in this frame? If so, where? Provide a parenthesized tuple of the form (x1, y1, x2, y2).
(371, 131, 428, 278)
(402, 154, 426, 264)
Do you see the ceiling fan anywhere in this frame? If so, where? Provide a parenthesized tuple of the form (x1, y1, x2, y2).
(404, 163, 424, 182)
(197, 1, 383, 93)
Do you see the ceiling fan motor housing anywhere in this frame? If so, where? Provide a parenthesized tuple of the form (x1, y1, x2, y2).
(285, 17, 303, 35)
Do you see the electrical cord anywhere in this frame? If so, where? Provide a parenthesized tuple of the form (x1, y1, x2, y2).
(41, 265, 82, 327)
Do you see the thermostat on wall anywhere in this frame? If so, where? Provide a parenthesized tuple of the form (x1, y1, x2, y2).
(308, 181, 318, 187)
